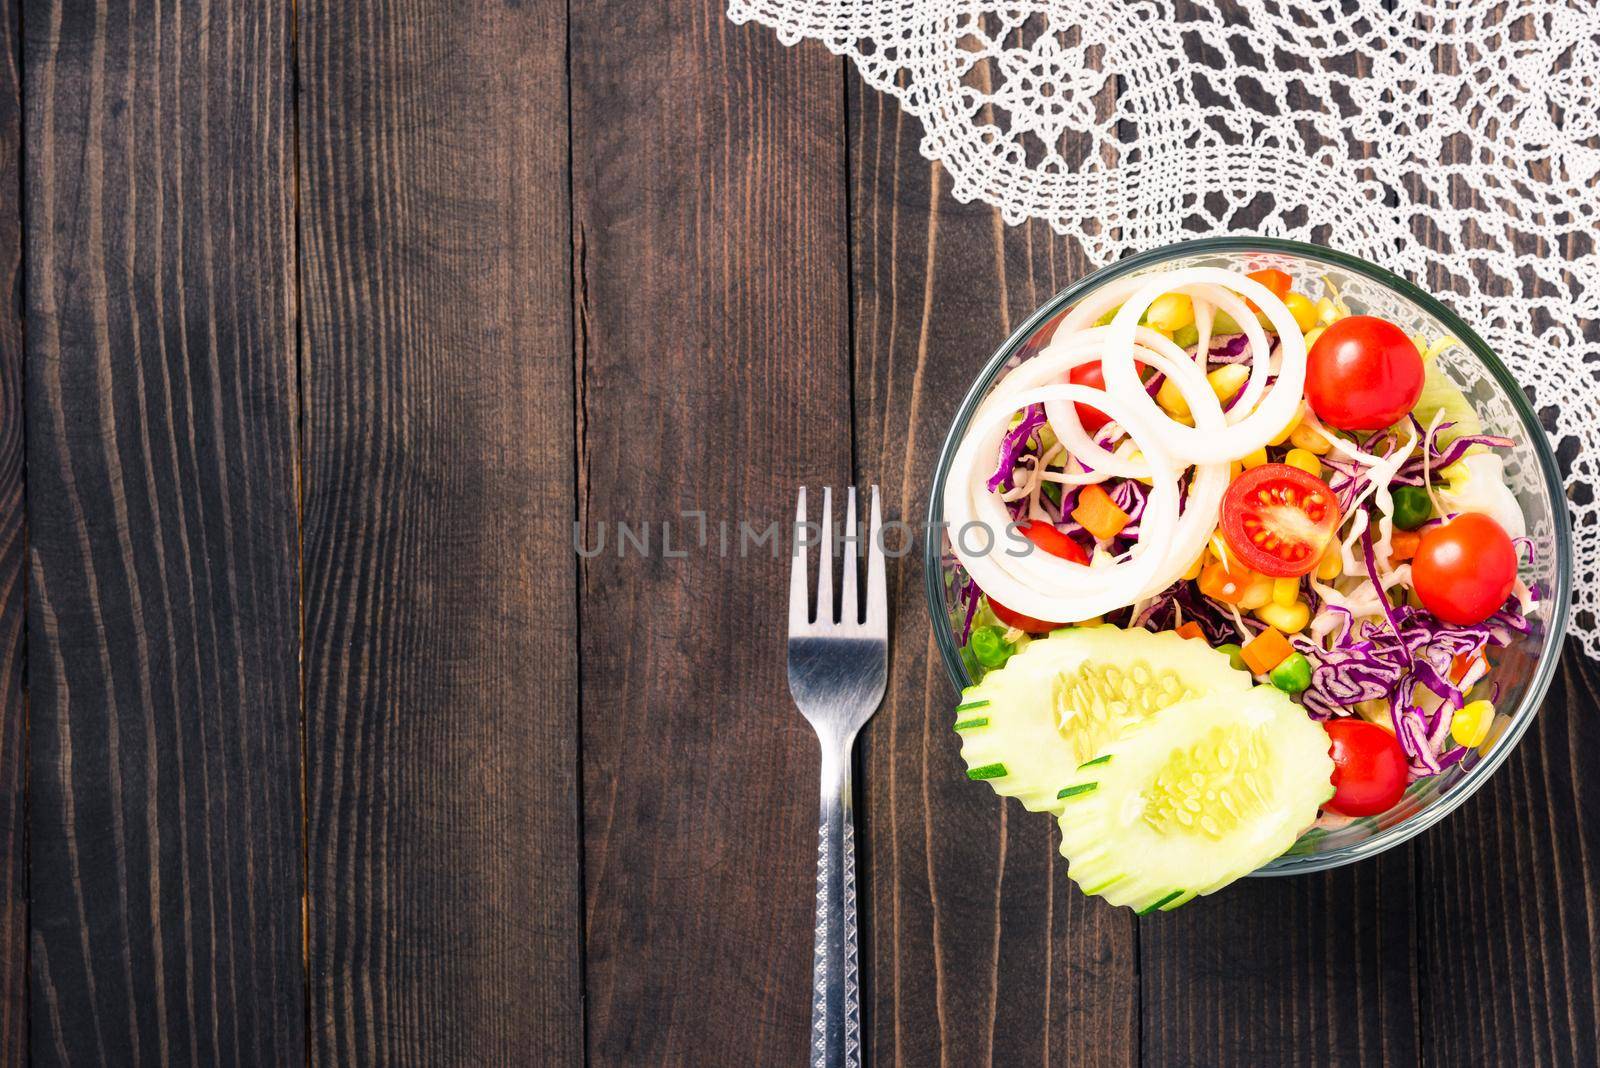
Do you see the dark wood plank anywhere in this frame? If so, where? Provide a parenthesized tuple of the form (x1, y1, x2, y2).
(847, 66, 1140, 1066)
(568, 6, 851, 1063)
(0, 0, 22, 1057)
(296, 1, 583, 1063)
(23, 2, 303, 1063)
(1140, 855, 1419, 1068)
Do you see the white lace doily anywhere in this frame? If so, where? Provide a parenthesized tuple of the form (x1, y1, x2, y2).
(730, 0, 1600, 655)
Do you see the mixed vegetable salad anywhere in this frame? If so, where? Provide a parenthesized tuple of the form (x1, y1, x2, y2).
(944, 265, 1538, 911)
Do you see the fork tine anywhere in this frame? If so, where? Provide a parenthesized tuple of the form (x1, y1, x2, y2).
(816, 486, 835, 625)
(866, 485, 887, 635)
(840, 486, 859, 626)
(789, 487, 810, 632)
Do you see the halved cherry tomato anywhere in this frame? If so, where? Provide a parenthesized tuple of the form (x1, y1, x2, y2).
(1245, 268, 1292, 312)
(1220, 464, 1341, 578)
(989, 597, 1063, 635)
(1324, 719, 1409, 817)
(1412, 512, 1517, 625)
(1066, 358, 1148, 434)
(1304, 315, 1425, 430)
(1016, 520, 1090, 564)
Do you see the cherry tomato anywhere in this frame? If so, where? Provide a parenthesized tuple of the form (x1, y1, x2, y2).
(988, 597, 1063, 634)
(1016, 520, 1089, 564)
(1411, 512, 1518, 625)
(1304, 315, 1425, 430)
(1246, 268, 1292, 312)
(1220, 464, 1341, 578)
(1324, 719, 1409, 817)
(1066, 359, 1148, 434)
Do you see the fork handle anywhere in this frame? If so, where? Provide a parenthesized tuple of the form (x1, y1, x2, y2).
(810, 741, 862, 1068)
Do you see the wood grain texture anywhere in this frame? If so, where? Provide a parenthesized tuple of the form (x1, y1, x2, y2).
(0, 0, 22, 1059)
(847, 68, 1140, 1067)
(568, 5, 851, 1064)
(23, 2, 303, 1064)
(296, 0, 583, 1063)
(1415, 647, 1600, 1068)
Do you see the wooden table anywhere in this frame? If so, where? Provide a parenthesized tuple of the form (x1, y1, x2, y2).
(1, 3, 1596, 1065)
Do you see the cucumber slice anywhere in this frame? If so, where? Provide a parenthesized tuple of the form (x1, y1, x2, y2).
(1056, 688, 1335, 911)
(954, 626, 1252, 813)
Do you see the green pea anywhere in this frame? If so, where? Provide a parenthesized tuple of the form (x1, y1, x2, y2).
(1270, 652, 1312, 695)
(1391, 485, 1432, 530)
(969, 625, 1014, 670)
(1216, 642, 1248, 674)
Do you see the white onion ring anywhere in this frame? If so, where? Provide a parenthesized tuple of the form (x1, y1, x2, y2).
(1101, 268, 1308, 463)
(943, 384, 1182, 622)
(950, 265, 1311, 621)
(1005, 325, 1230, 596)
(980, 326, 1214, 481)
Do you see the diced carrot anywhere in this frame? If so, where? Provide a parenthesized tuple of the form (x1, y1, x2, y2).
(1199, 560, 1252, 605)
(1174, 620, 1204, 641)
(1390, 530, 1421, 561)
(1246, 268, 1292, 312)
(1241, 627, 1295, 675)
(1072, 484, 1131, 542)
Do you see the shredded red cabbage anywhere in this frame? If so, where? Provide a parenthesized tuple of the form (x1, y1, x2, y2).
(986, 404, 1048, 492)
(1291, 535, 1531, 775)
(1393, 418, 1515, 483)
(1204, 333, 1252, 363)
(1129, 580, 1241, 644)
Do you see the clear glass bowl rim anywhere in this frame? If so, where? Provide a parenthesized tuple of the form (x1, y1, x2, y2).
(922, 235, 1573, 875)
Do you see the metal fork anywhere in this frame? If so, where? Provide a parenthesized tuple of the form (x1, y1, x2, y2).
(788, 486, 888, 1068)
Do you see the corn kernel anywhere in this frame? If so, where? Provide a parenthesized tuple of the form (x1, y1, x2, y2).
(1316, 543, 1342, 581)
(1156, 378, 1190, 418)
(1289, 421, 1333, 455)
(1284, 292, 1319, 333)
(1240, 446, 1269, 469)
(1207, 364, 1251, 404)
(1439, 460, 1471, 484)
(1301, 326, 1325, 350)
(1313, 296, 1339, 325)
(1268, 404, 1303, 447)
(1451, 700, 1495, 748)
(1146, 292, 1195, 333)
(1078, 615, 1105, 628)
(1256, 599, 1311, 633)
(1272, 577, 1300, 608)
(1284, 448, 1323, 476)
(1182, 552, 1205, 581)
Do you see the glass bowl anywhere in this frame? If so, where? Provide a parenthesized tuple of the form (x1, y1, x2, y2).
(924, 237, 1571, 874)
